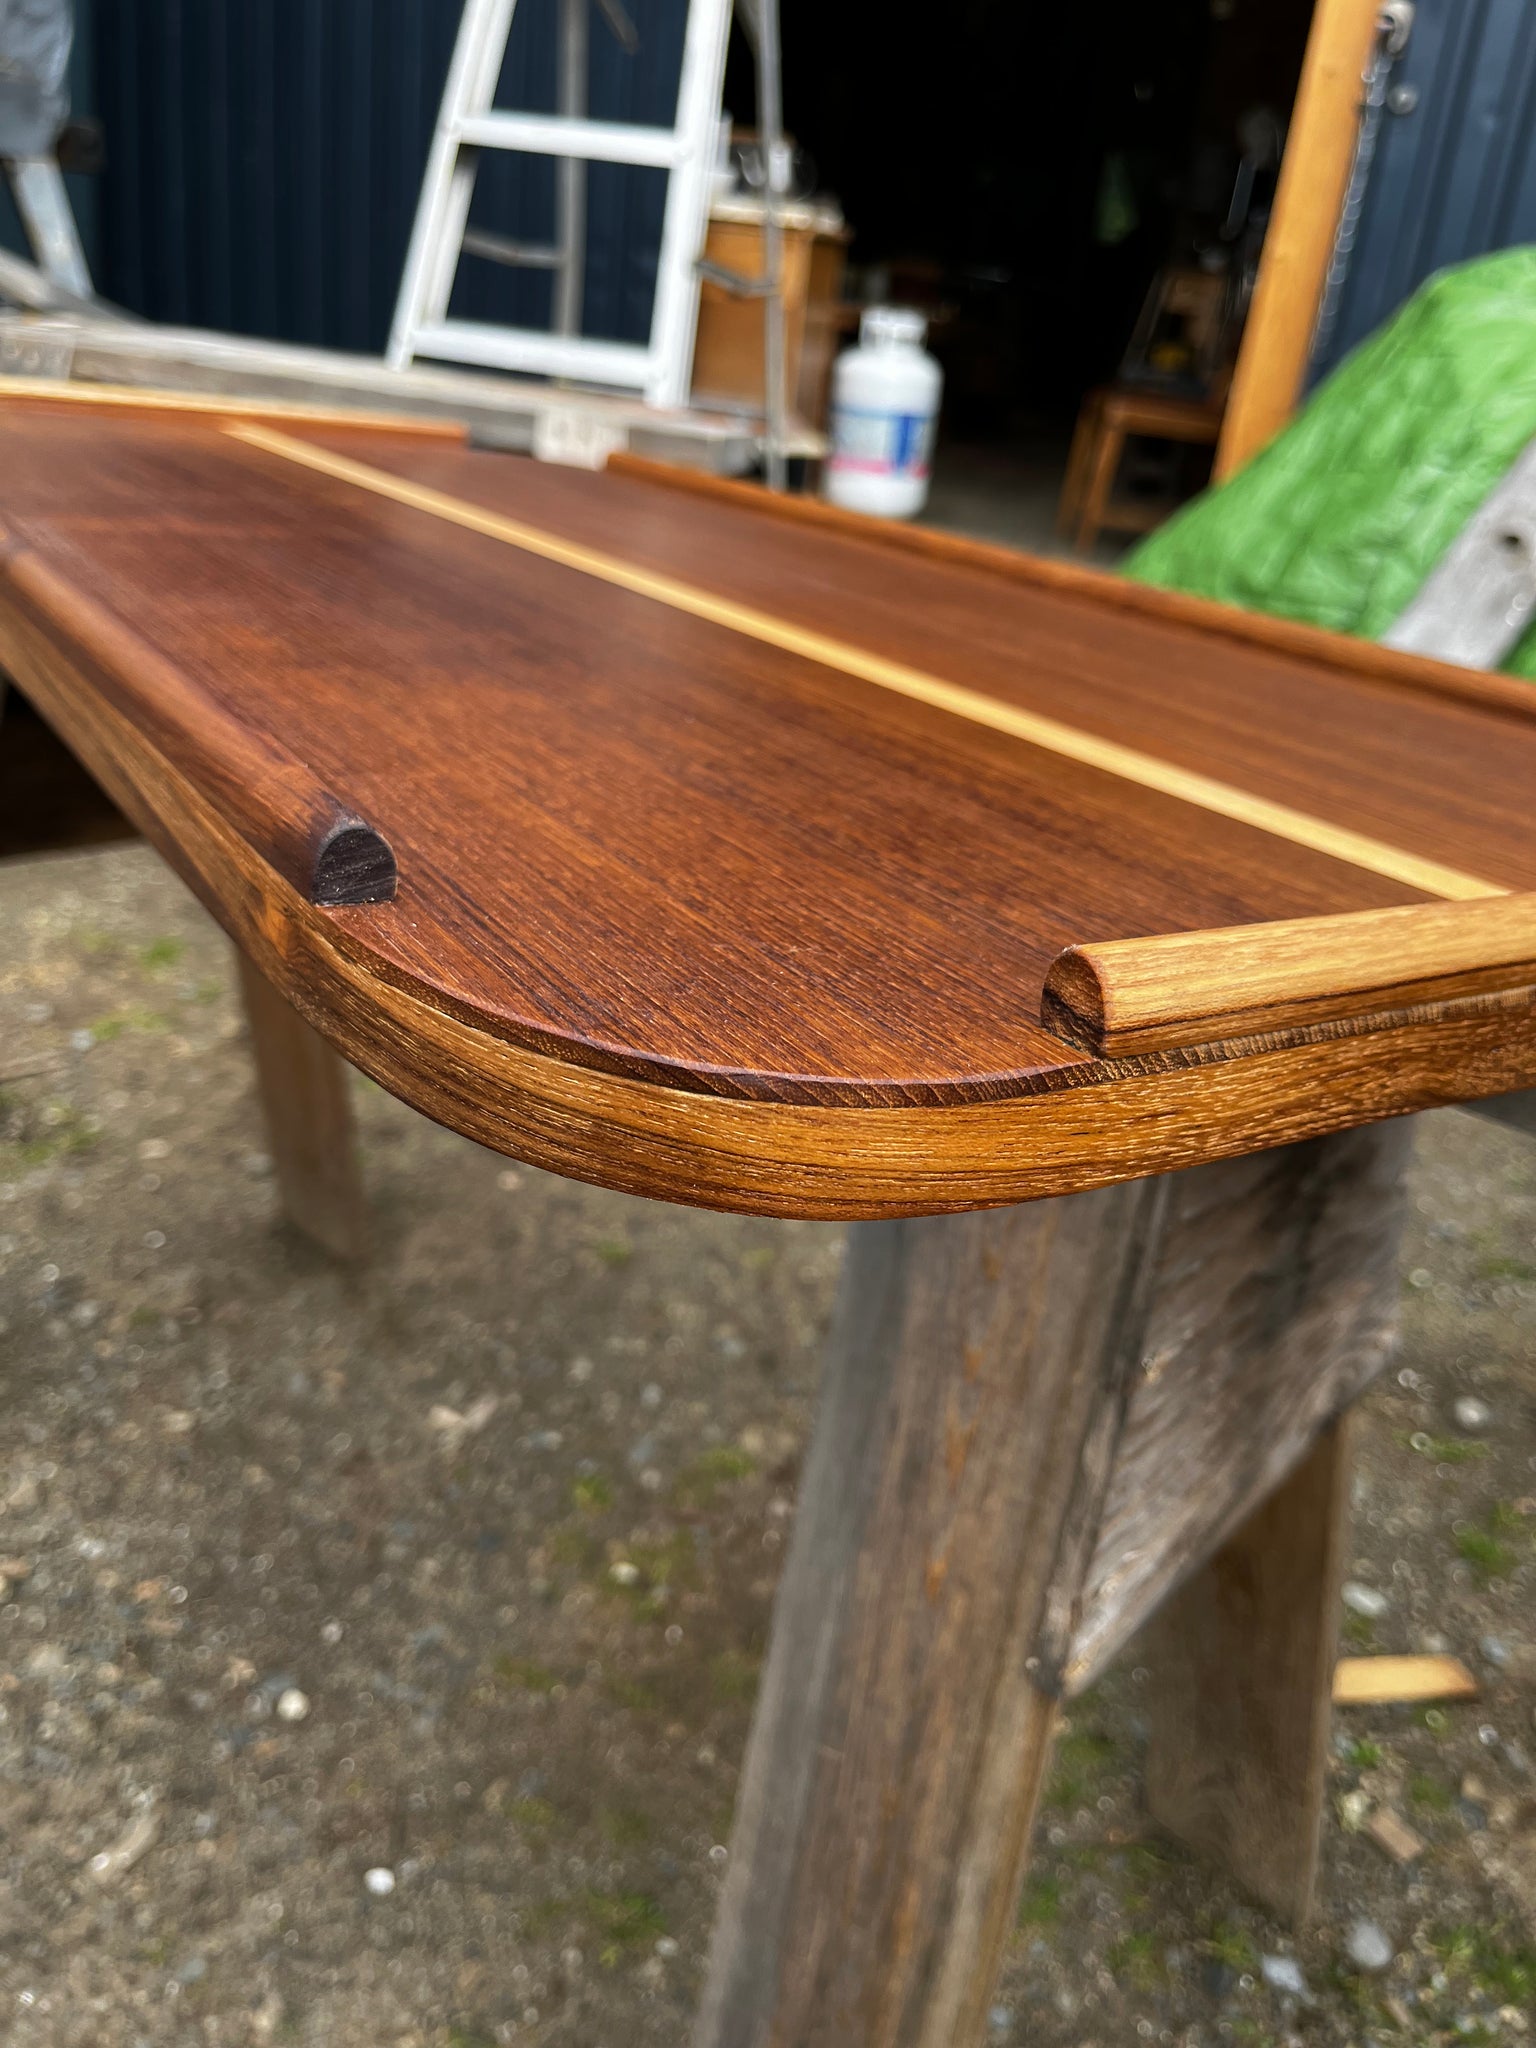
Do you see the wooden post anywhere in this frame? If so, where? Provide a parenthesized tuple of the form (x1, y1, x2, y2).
(1214, 0, 1381, 479)
(692, 1177, 1169, 2048)
(1063, 1121, 1410, 1692)
(236, 951, 368, 1262)
(1144, 1416, 1354, 1924)
(695, 1124, 1411, 2042)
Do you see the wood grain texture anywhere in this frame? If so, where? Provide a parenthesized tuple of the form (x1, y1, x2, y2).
(237, 952, 368, 1261)
(604, 450, 1536, 729)
(1066, 1120, 1410, 1691)
(1144, 1420, 1354, 1924)
(1044, 896, 1536, 1057)
(230, 425, 1497, 903)
(6, 586, 1536, 1218)
(1333, 1655, 1480, 1705)
(1214, 0, 1382, 477)
(1, 540, 395, 906)
(4, 403, 1536, 1211)
(315, 429, 1536, 904)
(694, 1178, 1166, 2048)
(0, 408, 1432, 1107)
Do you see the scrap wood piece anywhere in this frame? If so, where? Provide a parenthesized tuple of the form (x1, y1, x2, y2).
(0, 1052, 64, 1085)
(1384, 432, 1536, 671)
(1365, 1805, 1427, 1864)
(1333, 1653, 1479, 1705)
(86, 1800, 161, 1883)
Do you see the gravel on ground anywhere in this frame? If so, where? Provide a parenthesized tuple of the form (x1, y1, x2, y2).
(2, 846, 1533, 2047)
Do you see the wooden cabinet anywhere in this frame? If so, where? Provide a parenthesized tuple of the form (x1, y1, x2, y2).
(690, 197, 852, 430)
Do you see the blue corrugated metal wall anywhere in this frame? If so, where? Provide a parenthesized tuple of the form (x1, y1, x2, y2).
(87, 0, 686, 352)
(20, 2, 1533, 379)
(1311, 0, 1536, 378)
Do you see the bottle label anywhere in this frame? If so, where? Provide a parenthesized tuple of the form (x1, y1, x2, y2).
(829, 405, 935, 479)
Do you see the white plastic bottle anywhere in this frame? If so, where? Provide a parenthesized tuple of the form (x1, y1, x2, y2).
(825, 307, 943, 519)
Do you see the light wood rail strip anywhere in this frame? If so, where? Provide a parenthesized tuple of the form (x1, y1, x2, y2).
(229, 424, 1501, 904)
(0, 375, 465, 436)
(1043, 895, 1536, 1056)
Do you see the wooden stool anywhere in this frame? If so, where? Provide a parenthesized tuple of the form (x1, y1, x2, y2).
(1058, 383, 1226, 553)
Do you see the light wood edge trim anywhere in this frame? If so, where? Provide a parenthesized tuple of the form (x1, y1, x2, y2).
(7, 602, 1536, 1218)
(1041, 896, 1536, 1057)
(605, 451, 1536, 728)
(0, 376, 466, 439)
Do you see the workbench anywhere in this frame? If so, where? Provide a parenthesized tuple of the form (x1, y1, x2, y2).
(2, 388, 1534, 2047)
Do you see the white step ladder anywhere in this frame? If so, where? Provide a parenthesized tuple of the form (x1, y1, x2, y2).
(3, 156, 92, 300)
(387, 0, 733, 409)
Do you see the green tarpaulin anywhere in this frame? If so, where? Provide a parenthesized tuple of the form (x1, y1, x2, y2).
(1125, 246, 1536, 682)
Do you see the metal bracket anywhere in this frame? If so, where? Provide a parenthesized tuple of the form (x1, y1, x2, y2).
(461, 228, 564, 270)
(1311, 2, 1416, 363)
(695, 258, 775, 299)
(1377, 2, 1414, 59)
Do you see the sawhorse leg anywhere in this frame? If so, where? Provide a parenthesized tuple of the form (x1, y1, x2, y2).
(236, 951, 368, 1262)
(1144, 1416, 1352, 1924)
(694, 1124, 1409, 2048)
(0, 690, 366, 1257)
(693, 1177, 1166, 2048)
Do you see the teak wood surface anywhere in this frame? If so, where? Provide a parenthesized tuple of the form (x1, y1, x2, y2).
(2, 394, 1535, 1217)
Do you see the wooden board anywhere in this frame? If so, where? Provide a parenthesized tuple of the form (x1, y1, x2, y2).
(1066, 1120, 1409, 1692)
(1333, 1654, 1480, 1705)
(2, 395, 1535, 1217)
(699, 1121, 1409, 2036)
(1214, 0, 1383, 477)
(1044, 896, 1536, 1057)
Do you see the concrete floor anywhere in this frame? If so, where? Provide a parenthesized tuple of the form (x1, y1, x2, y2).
(923, 432, 1129, 564)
